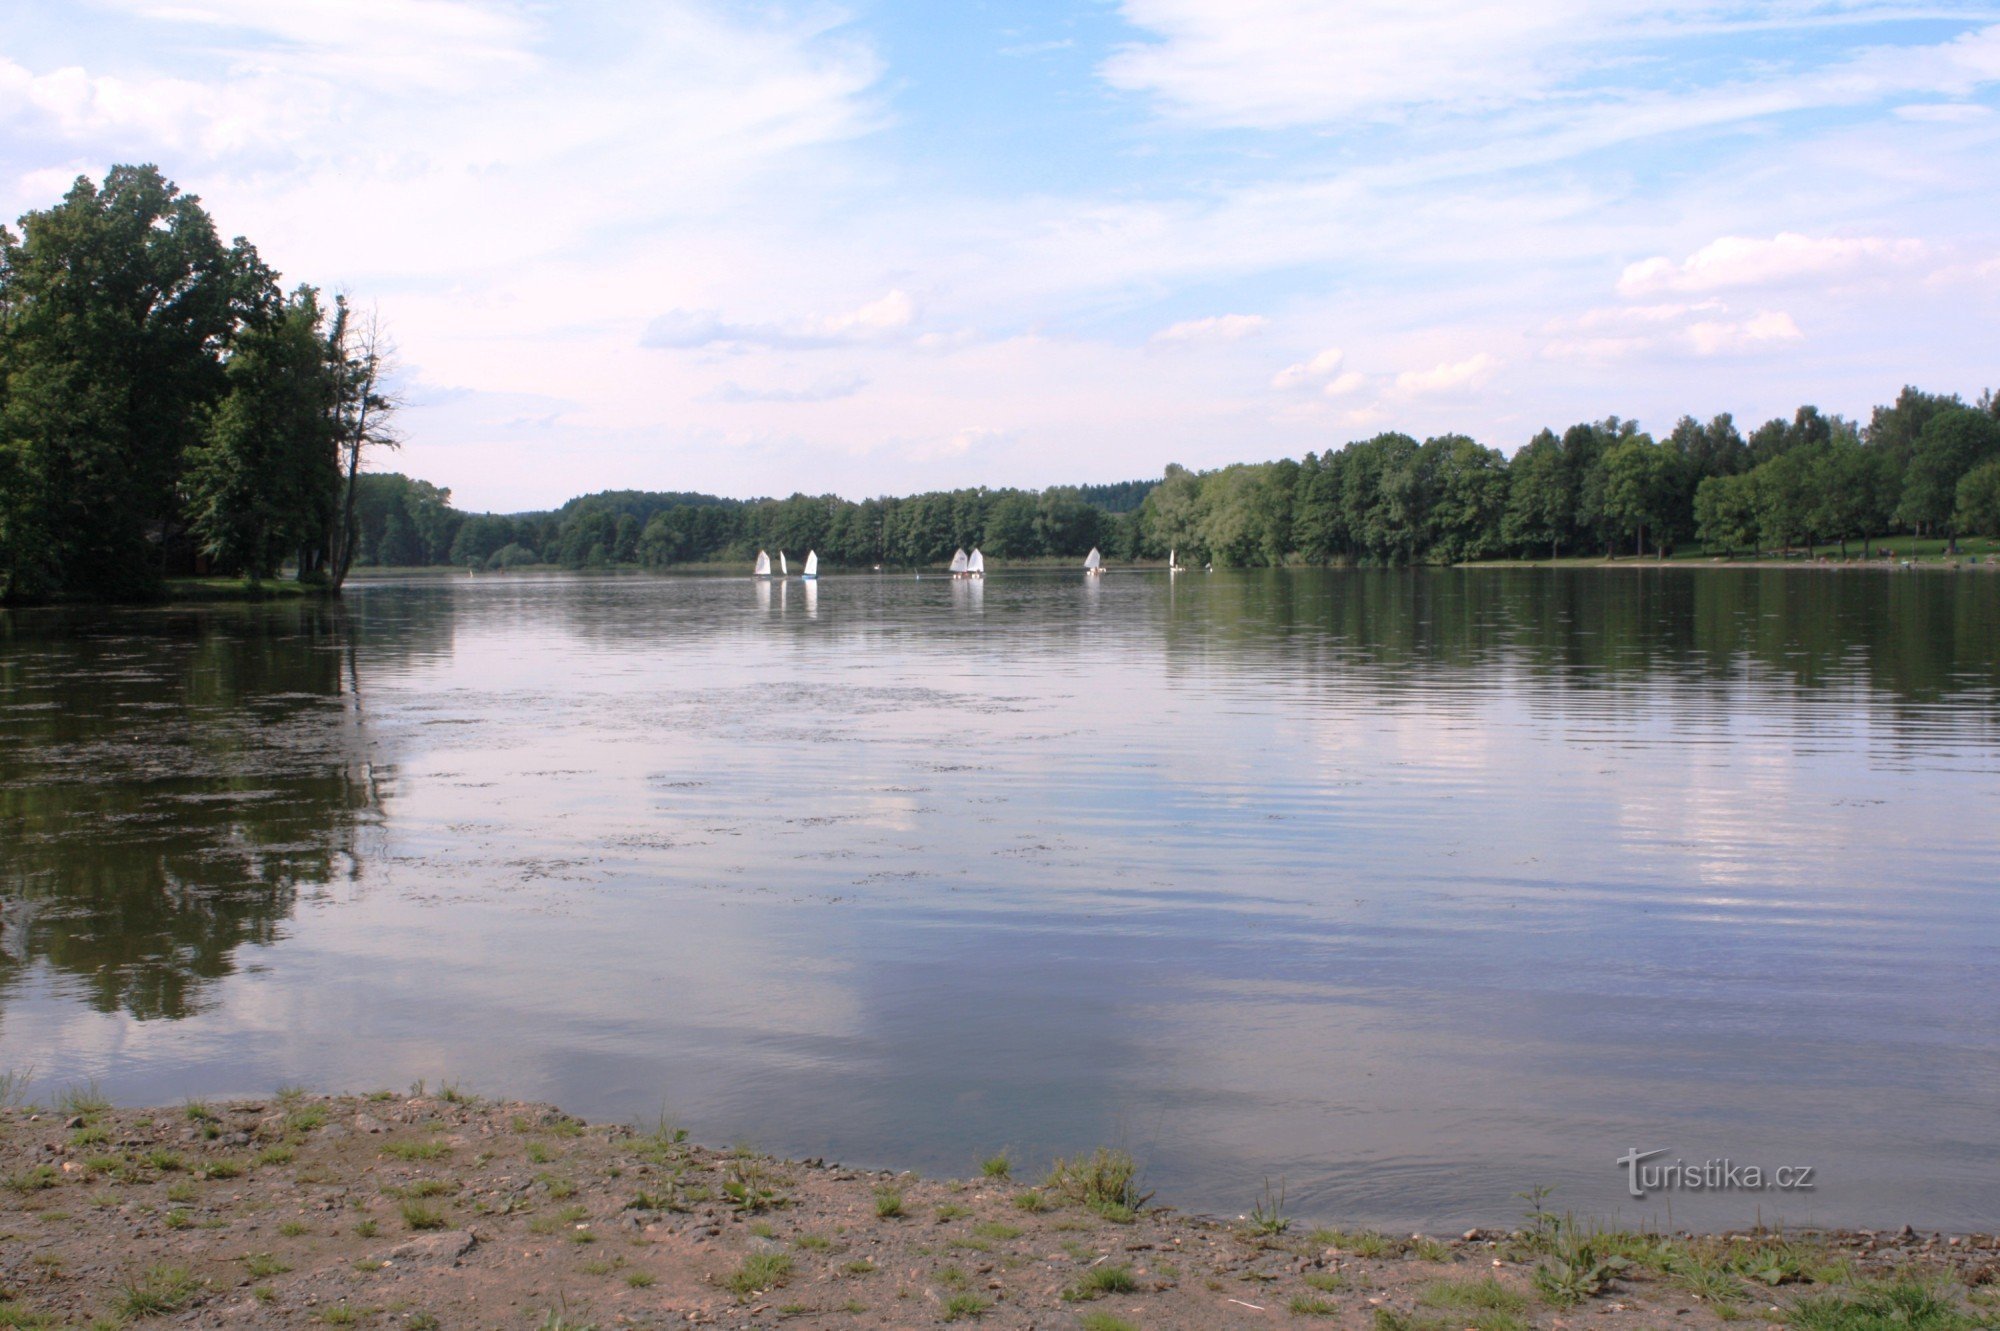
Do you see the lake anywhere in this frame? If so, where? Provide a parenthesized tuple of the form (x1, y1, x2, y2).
(2, 567, 1997, 1231)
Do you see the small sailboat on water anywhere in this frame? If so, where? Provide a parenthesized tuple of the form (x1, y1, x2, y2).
(803, 550, 819, 580)
(1084, 547, 1103, 577)
(1168, 548, 1183, 573)
(754, 550, 772, 578)
(779, 551, 789, 577)
(949, 548, 970, 578)
(967, 548, 985, 579)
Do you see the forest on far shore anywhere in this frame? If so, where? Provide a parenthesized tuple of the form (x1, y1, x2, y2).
(349, 385, 2000, 575)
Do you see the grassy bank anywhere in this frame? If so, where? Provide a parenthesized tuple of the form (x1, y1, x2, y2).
(162, 578, 324, 603)
(2, 1093, 1995, 1330)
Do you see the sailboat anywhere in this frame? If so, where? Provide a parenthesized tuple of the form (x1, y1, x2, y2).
(803, 550, 819, 580)
(967, 548, 985, 579)
(779, 551, 789, 577)
(754, 550, 772, 578)
(1168, 548, 1183, 573)
(1084, 547, 1103, 577)
(949, 548, 969, 577)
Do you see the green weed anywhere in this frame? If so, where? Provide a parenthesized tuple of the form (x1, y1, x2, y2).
(725, 1251, 794, 1299)
(117, 1264, 203, 1317)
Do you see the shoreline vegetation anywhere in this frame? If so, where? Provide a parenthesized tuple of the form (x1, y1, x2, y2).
(2, 1093, 1996, 1331)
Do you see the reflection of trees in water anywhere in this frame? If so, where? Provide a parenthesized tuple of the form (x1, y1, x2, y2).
(0, 598, 446, 1020)
(1165, 569, 2000, 723)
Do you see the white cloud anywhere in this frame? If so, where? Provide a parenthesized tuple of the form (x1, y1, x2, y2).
(1542, 299, 1805, 360)
(1150, 312, 1269, 345)
(643, 290, 918, 351)
(710, 376, 869, 404)
(1686, 310, 1804, 356)
(1322, 370, 1367, 398)
(1104, 2, 2000, 134)
(1893, 102, 1994, 122)
(1618, 233, 1927, 296)
(1393, 351, 1501, 396)
(1103, 0, 1607, 127)
(1271, 346, 1345, 390)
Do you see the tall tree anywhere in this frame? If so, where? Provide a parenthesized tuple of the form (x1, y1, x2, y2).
(0, 165, 270, 598)
(327, 300, 401, 591)
(184, 287, 339, 579)
(1898, 407, 2000, 537)
(1502, 430, 1569, 560)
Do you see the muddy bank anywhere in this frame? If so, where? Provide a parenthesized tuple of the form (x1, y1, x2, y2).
(2, 1094, 1995, 1330)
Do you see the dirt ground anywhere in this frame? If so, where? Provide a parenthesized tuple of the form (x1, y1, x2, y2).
(2, 1094, 1995, 1330)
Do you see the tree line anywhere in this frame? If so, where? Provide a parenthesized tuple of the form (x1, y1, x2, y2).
(345, 477, 1147, 572)
(1140, 392, 2000, 569)
(352, 386, 2000, 575)
(0, 165, 395, 603)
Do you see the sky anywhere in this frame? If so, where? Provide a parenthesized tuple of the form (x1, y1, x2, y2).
(2, 1, 1998, 511)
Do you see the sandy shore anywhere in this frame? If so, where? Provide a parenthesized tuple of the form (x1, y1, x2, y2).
(2, 1094, 1994, 1330)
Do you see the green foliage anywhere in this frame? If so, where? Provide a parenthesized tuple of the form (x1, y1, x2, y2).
(1045, 1148, 1152, 1221)
(185, 287, 340, 578)
(1788, 1283, 1979, 1331)
(941, 1293, 990, 1320)
(400, 1199, 448, 1230)
(1900, 408, 2000, 533)
(1420, 1277, 1528, 1314)
(1062, 1264, 1139, 1301)
(1076, 1313, 1141, 1331)
(117, 1263, 204, 1317)
(1956, 457, 2000, 538)
(723, 1251, 793, 1298)
(1245, 1176, 1289, 1235)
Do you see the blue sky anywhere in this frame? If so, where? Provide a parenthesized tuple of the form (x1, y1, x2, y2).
(4, 1, 1998, 510)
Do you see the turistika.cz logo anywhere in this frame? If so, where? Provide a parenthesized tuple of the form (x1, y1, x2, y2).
(1617, 1148, 1817, 1199)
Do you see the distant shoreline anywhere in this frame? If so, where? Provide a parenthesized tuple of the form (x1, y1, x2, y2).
(4, 555, 1992, 611)
(2, 1093, 1993, 1329)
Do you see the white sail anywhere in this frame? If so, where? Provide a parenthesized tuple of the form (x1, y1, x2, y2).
(1084, 547, 1102, 571)
(755, 550, 772, 577)
(967, 549, 985, 575)
(779, 551, 789, 576)
(949, 548, 969, 574)
(803, 550, 819, 578)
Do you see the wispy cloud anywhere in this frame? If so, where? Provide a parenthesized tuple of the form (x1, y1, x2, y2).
(710, 376, 870, 403)
(1393, 352, 1501, 397)
(1619, 233, 1927, 296)
(1150, 313, 1268, 345)
(643, 291, 918, 351)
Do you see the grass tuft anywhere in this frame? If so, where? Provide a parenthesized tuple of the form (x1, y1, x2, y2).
(1046, 1149, 1152, 1222)
(725, 1251, 794, 1299)
(382, 1140, 450, 1162)
(1077, 1314, 1140, 1331)
(400, 1200, 448, 1231)
(1063, 1264, 1139, 1302)
(1788, 1283, 1980, 1331)
(1420, 1277, 1528, 1314)
(117, 1264, 204, 1317)
(941, 1293, 989, 1321)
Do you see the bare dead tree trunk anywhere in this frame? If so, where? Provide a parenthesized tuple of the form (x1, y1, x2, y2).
(327, 299, 400, 594)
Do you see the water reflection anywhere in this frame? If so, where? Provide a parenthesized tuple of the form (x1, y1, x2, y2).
(0, 570, 1995, 1229)
(0, 601, 441, 1018)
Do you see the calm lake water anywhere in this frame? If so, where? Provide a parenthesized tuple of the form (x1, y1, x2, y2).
(3, 568, 1998, 1230)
